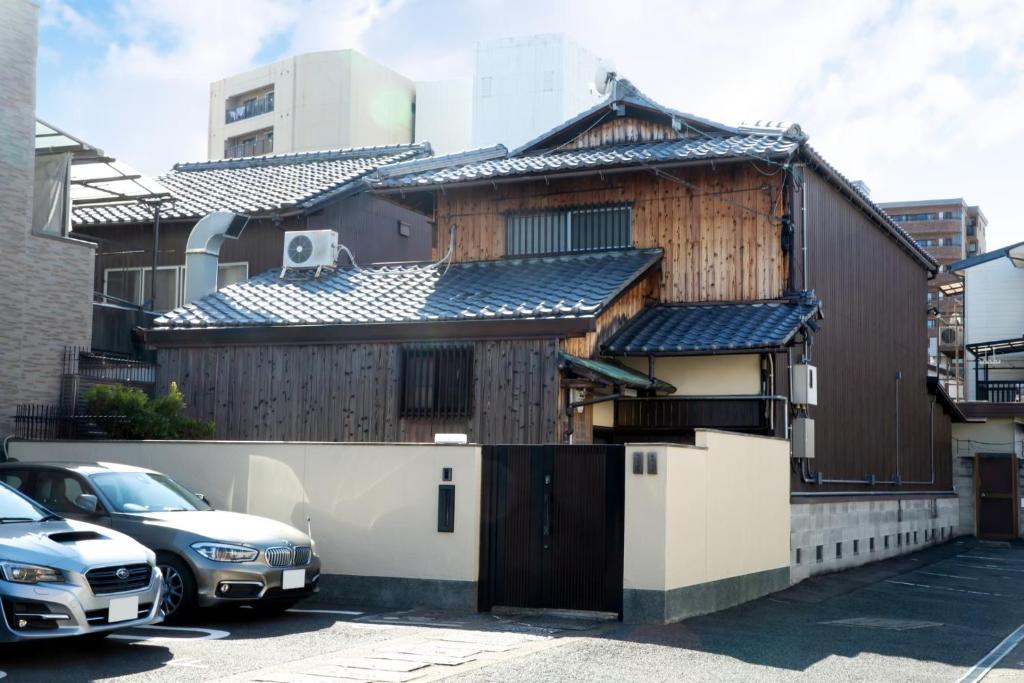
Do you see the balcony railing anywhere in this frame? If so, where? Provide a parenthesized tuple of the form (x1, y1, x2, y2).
(224, 137, 273, 159)
(225, 93, 274, 124)
(978, 381, 1024, 403)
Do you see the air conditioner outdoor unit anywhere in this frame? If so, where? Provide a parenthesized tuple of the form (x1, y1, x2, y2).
(939, 327, 963, 347)
(282, 230, 338, 269)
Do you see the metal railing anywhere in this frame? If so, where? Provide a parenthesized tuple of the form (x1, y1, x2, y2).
(224, 136, 273, 158)
(978, 380, 1024, 403)
(225, 93, 274, 123)
(13, 404, 125, 441)
(64, 346, 156, 385)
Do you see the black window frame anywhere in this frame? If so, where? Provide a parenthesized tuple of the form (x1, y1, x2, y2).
(400, 345, 474, 419)
(504, 202, 633, 257)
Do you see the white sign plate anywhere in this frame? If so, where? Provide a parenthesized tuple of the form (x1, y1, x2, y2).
(108, 595, 139, 623)
(282, 569, 305, 590)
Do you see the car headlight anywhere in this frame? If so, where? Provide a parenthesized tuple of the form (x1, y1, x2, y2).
(190, 542, 259, 563)
(0, 561, 64, 584)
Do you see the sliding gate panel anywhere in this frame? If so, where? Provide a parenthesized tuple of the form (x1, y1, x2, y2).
(479, 445, 625, 616)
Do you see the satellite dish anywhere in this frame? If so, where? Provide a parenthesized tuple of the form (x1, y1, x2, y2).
(594, 61, 617, 95)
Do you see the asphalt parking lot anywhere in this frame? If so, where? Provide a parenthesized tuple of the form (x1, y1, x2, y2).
(3, 538, 1024, 682)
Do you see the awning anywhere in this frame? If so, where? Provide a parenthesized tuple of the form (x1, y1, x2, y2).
(601, 297, 822, 356)
(967, 337, 1024, 356)
(36, 119, 172, 210)
(558, 351, 675, 393)
(938, 280, 964, 296)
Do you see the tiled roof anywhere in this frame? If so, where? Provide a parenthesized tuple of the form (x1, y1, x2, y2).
(155, 248, 663, 329)
(370, 136, 799, 190)
(72, 143, 432, 226)
(602, 298, 821, 355)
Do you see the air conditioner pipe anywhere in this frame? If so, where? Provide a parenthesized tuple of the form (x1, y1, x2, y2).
(183, 211, 250, 304)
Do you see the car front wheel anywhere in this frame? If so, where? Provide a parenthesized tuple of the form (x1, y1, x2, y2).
(156, 553, 197, 623)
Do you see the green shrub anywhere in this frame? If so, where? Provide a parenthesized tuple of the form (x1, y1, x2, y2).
(84, 382, 215, 440)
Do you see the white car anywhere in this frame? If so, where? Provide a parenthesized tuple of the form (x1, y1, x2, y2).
(0, 481, 163, 642)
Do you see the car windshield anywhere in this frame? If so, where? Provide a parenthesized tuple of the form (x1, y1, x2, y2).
(90, 472, 212, 513)
(0, 482, 50, 522)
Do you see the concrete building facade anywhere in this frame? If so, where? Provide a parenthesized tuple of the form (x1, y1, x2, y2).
(208, 50, 416, 160)
(0, 0, 95, 437)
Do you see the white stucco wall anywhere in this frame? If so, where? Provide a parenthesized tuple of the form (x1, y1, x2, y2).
(623, 430, 791, 592)
(10, 441, 482, 582)
(622, 355, 762, 396)
(414, 79, 473, 155)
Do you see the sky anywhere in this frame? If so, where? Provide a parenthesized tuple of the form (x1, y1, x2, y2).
(36, 0, 1024, 250)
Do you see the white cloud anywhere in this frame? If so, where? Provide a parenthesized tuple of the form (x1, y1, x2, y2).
(35, 0, 1024, 248)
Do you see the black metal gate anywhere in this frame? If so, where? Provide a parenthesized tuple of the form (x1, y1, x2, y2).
(478, 444, 625, 616)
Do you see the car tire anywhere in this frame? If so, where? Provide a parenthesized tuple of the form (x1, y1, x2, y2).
(156, 553, 197, 623)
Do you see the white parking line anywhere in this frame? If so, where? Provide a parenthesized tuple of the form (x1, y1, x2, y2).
(287, 608, 364, 616)
(953, 563, 1024, 574)
(916, 571, 978, 581)
(885, 580, 1007, 598)
(108, 625, 230, 642)
(957, 623, 1024, 683)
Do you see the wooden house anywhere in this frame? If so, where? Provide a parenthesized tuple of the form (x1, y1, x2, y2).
(143, 80, 963, 503)
(72, 144, 437, 354)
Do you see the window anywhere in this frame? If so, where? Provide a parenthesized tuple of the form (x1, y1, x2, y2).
(400, 345, 473, 418)
(542, 70, 555, 92)
(967, 242, 978, 255)
(104, 262, 249, 311)
(33, 472, 87, 514)
(480, 76, 492, 98)
(942, 236, 962, 247)
(916, 238, 938, 248)
(505, 204, 632, 257)
(927, 320, 936, 329)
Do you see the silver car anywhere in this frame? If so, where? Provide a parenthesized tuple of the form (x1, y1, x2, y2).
(0, 462, 321, 622)
(0, 481, 162, 642)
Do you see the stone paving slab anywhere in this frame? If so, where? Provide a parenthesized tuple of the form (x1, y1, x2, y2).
(320, 657, 431, 672)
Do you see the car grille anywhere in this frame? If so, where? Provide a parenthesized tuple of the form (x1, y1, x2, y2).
(85, 564, 152, 595)
(265, 546, 312, 567)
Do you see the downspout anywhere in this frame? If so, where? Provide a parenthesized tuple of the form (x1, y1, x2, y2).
(801, 171, 808, 290)
(564, 392, 625, 444)
(894, 371, 902, 485)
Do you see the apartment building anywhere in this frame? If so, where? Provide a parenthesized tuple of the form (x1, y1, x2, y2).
(471, 33, 604, 149)
(209, 34, 606, 159)
(878, 198, 988, 395)
(208, 50, 416, 160)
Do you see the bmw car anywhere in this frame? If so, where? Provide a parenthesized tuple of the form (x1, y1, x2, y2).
(0, 462, 320, 622)
(0, 481, 162, 641)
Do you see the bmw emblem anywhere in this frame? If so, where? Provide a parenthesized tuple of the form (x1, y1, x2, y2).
(115, 567, 130, 580)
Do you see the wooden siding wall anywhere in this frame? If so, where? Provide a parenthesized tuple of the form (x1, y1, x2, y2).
(565, 118, 683, 149)
(77, 194, 433, 294)
(157, 339, 560, 444)
(801, 169, 950, 492)
(561, 269, 660, 358)
(435, 165, 786, 303)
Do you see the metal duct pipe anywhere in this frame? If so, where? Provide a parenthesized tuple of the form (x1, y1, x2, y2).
(183, 211, 250, 304)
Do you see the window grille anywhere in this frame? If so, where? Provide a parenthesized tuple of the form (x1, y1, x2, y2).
(400, 345, 473, 418)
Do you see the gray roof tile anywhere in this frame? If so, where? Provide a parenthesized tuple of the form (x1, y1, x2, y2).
(73, 143, 431, 226)
(602, 297, 821, 355)
(156, 248, 663, 329)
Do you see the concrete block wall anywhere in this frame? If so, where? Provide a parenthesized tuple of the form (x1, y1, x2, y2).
(790, 496, 958, 583)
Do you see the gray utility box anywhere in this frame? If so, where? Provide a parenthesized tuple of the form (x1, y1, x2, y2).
(791, 364, 818, 406)
(792, 417, 815, 459)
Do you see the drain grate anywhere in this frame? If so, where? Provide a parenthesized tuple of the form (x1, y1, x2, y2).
(822, 617, 943, 631)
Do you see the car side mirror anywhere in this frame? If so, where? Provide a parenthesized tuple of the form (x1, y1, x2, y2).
(194, 492, 211, 506)
(74, 493, 99, 514)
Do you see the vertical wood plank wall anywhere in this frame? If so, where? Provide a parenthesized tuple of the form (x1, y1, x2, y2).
(157, 338, 560, 444)
(560, 270, 660, 358)
(800, 170, 950, 492)
(434, 165, 786, 304)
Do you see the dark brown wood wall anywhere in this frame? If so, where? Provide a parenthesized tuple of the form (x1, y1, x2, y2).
(76, 194, 433, 294)
(156, 338, 560, 444)
(799, 168, 951, 492)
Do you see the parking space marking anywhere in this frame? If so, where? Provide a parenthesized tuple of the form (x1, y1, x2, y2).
(109, 625, 231, 642)
(957, 623, 1024, 683)
(287, 608, 364, 616)
(953, 563, 1024, 574)
(885, 580, 1008, 598)
(916, 571, 978, 581)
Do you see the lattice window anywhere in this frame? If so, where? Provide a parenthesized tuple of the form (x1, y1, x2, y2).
(400, 345, 473, 418)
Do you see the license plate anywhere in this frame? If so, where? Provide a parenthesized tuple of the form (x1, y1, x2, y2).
(108, 595, 139, 623)
(281, 569, 305, 590)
